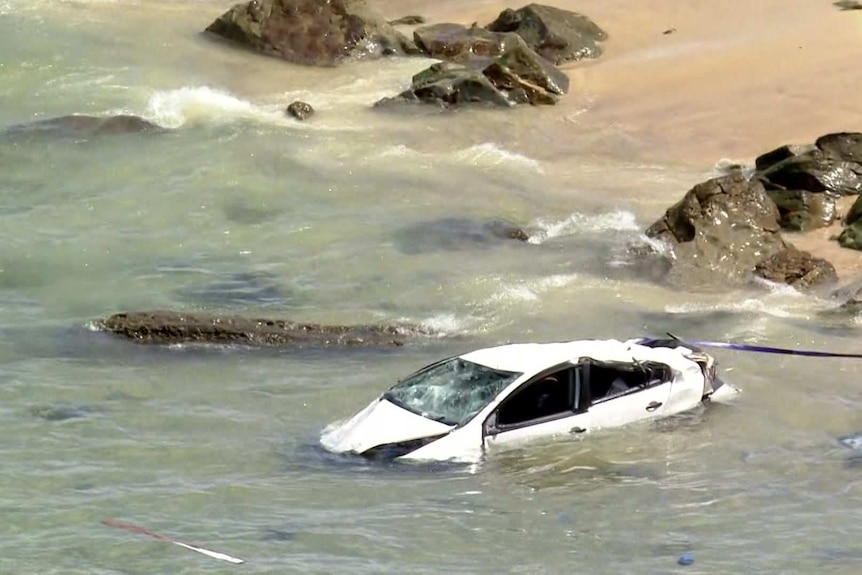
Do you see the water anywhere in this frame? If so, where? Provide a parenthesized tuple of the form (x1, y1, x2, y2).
(1, 1, 861, 573)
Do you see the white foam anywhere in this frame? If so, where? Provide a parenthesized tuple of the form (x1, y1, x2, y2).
(528, 210, 640, 245)
(489, 273, 579, 304)
(142, 86, 276, 129)
(416, 313, 474, 336)
(453, 143, 544, 174)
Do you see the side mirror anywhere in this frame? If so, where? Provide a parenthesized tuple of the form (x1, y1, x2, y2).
(483, 412, 498, 437)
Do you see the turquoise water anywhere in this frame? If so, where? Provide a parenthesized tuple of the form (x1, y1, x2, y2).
(1, 2, 861, 573)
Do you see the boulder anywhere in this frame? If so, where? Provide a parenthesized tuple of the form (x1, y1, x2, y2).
(753, 245, 838, 290)
(413, 23, 525, 63)
(816, 132, 862, 163)
(379, 40, 567, 108)
(205, 0, 419, 66)
(286, 100, 314, 120)
(485, 3, 607, 64)
(765, 188, 836, 231)
(834, 1, 862, 11)
(97, 311, 430, 347)
(754, 143, 814, 172)
(756, 148, 862, 196)
(645, 172, 786, 285)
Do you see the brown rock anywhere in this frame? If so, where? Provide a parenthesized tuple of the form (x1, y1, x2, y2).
(286, 100, 314, 120)
(754, 245, 838, 290)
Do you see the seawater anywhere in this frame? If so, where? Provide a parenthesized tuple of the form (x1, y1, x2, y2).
(1, 2, 860, 574)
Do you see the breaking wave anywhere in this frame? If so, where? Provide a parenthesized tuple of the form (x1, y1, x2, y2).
(142, 86, 280, 129)
(488, 273, 580, 304)
(527, 210, 640, 244)
(453, 143, 544, 173)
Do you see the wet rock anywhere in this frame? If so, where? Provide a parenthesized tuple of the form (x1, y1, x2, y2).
(286, 100, 314, 120)
(834, 0, 862, 10)
(380, 40, 567, 108)
(205, 0, 419, 66)
(97, 311, 429, 347)
(485, 3, 607, 65)
(766, 188, 836, 231)
(754, 143, 814, 172)
(815, 132, 862, 163)
(389, 15, 425, 26)
(829, 276, 862, 312)
(645, 172, 786, 286)
(393, 218, 530, 254)
(413, 23, 524, 63)
(753, 245, 838, 290)
(837, 194, 862, 250)
(756, 149, 862, 196)
(5, 115, 161, 139)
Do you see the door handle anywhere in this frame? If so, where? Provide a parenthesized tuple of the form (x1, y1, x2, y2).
(570, 426, 586, 434)
(645, 401, 662, 412)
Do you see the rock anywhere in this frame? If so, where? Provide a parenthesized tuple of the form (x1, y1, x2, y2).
(393, 217, 530, 254)
(389, 15, 425, 26)
(5, 114, 162, 139)
(766, 188, 836, 231)
(645, 172, 786, 285)
(830, 277, 862, 312)
(485, 3, 607, 65)
(815, 132, 862, 163)
(97, 311, 429, 347)
(380, 40, 567, 108)
(286, 100, 314, 120)
(413, 23, 524, 63)
(836, 191, 862, 250)
(754, 143, 814, 172)
(756, 148, 862, 196)
(834, 1, 862, 10)
(753, 245, 838, 290)
(205, 0, 419, 66)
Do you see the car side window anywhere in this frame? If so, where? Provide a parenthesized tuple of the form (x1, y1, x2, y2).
(495, 368, 581, 428)
(587, 362, 670, 404)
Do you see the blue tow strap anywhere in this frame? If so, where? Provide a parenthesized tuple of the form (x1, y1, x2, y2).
(667, 333, 862, 359)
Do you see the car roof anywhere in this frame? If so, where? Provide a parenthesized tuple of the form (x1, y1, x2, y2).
(459, 338, 700, 375)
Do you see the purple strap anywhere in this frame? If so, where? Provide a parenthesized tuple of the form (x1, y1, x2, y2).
(681, 339, 862, 359)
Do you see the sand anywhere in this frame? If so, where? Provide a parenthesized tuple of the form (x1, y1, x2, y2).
(373, 0, 862, 280)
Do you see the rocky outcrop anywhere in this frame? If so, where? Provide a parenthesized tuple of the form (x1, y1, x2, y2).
(205, 0, 418, 66)
(286, 100, 314, 120)
(378, 39, 568, 108)
(5, 115, 161, 139)
(644, 172, 786, 285)
(485, 3, 607, 64)
(97, 311, 430, 347)
(753, 245, 837, 290)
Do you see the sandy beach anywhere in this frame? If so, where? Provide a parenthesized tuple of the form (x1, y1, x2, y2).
(373, 0, 862, 279)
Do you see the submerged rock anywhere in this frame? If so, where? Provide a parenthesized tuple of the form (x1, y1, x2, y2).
(286, 100, 314, 120)
(485, 3, 607, 64)
(645, 172, 786, 286)
(393, 217, 530, 254)
(5, 115, 162, 139)
(204, 0, 418, 66)
(834, 1, 862, 11)
(97, 311, 429, 347)
(753, 245, 838, 290)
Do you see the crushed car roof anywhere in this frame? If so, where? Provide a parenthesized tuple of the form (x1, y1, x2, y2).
(459, 339, 701, 374)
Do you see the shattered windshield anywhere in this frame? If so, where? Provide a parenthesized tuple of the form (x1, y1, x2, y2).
(383, 357, 521, 426)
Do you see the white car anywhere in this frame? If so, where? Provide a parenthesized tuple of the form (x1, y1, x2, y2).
(321, 337, 737, 463)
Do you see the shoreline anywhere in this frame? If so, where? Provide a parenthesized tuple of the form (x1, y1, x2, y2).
(372, 0, 862, 282)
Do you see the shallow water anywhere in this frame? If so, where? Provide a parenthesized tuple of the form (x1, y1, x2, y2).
(1, 1, 861, 573)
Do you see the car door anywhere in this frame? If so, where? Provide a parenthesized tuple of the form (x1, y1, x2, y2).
(585, 360, 674, 430)
(482, 366, 591, 452)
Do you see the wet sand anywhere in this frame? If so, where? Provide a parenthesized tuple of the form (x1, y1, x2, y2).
(375, 0, 862, 280)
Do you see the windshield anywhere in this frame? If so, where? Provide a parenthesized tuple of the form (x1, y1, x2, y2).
(383, 357, 521, 426)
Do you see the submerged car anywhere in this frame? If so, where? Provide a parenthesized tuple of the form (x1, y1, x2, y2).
(321, 337, 738, 463)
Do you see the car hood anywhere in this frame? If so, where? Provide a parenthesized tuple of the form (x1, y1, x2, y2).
(322, 397, 454, 456)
